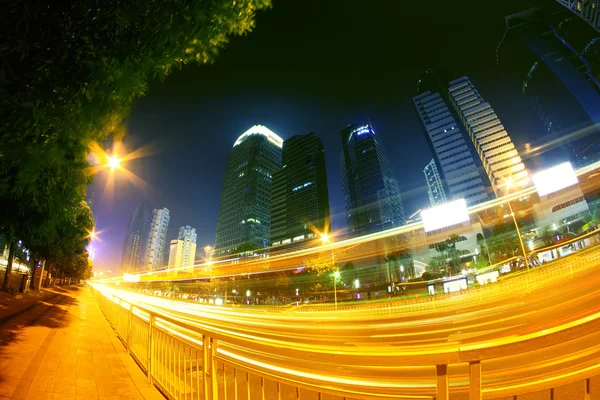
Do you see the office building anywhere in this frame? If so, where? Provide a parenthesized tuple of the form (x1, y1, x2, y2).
(413, 72, 490, 207)
(120, 202, 150, 271)
(144, 207, 170, 270)
(339, 120, 405, 237)
(448, 76, 529, 197)
(498, 3, 600, 167)
(556, 0, 600, 31)
(423, 159, 448, 206)
(214, 125, 283, 256)
(168, 225, 197, 270)
(271, 133, 331, 248)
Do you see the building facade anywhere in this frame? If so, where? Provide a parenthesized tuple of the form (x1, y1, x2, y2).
(498, 4, 600, 167)
(556, 0, 600, 32)
(144, 207, 170, 270)
(533, 183, 591, 230)
(448, 76, 529, 197)
(120, 202, 150, 272)
(339, 120, 405, 237)
(423, 159, 448, 206)
(168, 225, 197, 270)
(270, 133, 331, 248)
(214, 125, 283, 256)
(413, 72, 490, 207)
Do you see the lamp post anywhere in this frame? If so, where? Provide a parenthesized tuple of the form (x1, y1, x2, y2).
(503, 178, 529, 273)
(333, 270, 340, 310)
(320, 234, 339, 309)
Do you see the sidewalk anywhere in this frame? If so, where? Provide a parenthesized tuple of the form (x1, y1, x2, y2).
(0, 286, 165, 400)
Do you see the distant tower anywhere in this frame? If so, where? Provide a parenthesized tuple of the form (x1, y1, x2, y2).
(448, 76, 529, 196)
(120, 202, 150, 272)
(144, 208, 170, 270)
(168, 226, 197, 269)
(412, 70, 490, 207)
(270, 133, 331, 248)
(423, 159, 447, 206)
(214, 125, 283, 256)
(339, 120, 405, 237)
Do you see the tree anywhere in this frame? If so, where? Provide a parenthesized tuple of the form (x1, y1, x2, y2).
(1, 0, 271, 290)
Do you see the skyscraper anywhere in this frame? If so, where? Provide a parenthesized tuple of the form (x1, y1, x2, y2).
(498, 4, 600, 167)
(144, 208, 170, 270)
(339, 120, 405, 237)
(423, 159, 447, 206)
(448, 76, 529, 197)
(120, 202, 150, 272)
(556, 0, 600, 31)
(214, 125, 283, 256)
(413, 72, 490, 207)
(168, 225, 197, 270)
(270, 133, 331, 248)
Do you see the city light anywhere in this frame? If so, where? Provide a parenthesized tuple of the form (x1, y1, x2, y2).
(532, 162, 578, 196)
(107, 155, 121, 170)
(421, 199, 469, 232)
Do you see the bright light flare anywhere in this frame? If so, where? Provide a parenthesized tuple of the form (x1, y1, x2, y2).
(421, 199, 469, 233)
(107, 155, 121, 170)
(320, 233, 330, 243)
(532, 162, 578, 197)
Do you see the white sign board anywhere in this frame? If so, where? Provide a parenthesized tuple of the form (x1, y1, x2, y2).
(421, 199, 469, 233)
(532, 162, 578, 197)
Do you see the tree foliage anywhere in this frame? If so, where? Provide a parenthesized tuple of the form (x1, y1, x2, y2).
(1, 0, 271, 289)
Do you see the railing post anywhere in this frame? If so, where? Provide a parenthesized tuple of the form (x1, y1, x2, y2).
(436, 365, 449, 400)
(211, 337, 218, 400)
(203, 334, 210, 400)
(148, 314, 155, 383)
(126, 305, 133, 354)
(202, 334, 218, 400)
(469, 361, 482, 400)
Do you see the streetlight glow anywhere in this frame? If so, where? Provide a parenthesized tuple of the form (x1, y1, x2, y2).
(107, 155, 121, 170)
(320, 233, 330, 243)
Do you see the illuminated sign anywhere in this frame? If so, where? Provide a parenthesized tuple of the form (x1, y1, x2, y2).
(421, 199, 469, 232)
(532, 162, 578, 197)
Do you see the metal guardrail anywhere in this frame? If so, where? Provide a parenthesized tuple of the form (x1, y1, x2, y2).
(92, 245, 600, 400)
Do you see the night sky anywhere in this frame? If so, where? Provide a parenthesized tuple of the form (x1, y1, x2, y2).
(90, 0, 545, 272)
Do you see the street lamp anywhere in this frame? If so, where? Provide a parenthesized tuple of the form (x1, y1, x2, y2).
(503, 177, 529, 273)
(107, 155, 121, 170)
(321, 233, 339, 309)
(333, 270, 340, 310)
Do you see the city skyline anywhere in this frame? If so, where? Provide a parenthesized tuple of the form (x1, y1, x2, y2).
(88, 0, 598, 272)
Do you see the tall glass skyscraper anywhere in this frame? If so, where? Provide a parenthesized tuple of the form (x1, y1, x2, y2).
(144, 207, 170, 271)
(413, 71, 490, 207)
(448, 76, 529, 197)
(120, 202, 150, 272)
(270, 133, 330, 248)
(214, 125, 283, 256)
(339, 120, 405, 237)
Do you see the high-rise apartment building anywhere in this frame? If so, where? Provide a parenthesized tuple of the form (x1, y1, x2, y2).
(448, 76, 529, 197)
(144, 208, 170, 270)
(413, 72, 490, 207)
(120, 202, 150, 271)
(423, 159, 447, 206)
(498, 3, 600, 167)
(339, 120, 405, 237)
(270, 133, 331, 248)
(168, 225, 197, 269)
(215, 125, 283, 256)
